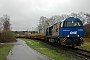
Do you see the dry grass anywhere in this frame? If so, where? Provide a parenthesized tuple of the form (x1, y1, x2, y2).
(76, 38, 90, 51)
(0, 31, 16, 43)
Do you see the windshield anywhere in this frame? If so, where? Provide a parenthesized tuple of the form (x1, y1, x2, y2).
(63, 21, 83, 27)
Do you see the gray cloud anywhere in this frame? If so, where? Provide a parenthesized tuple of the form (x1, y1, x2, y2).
(0, 0, 90, 31)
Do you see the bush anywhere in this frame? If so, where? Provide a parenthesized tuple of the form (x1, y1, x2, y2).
(0, 31, 16, 43)
(84, 24, 90, 38)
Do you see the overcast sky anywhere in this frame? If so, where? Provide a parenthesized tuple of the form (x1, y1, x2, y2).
(0, 0, 90, 31)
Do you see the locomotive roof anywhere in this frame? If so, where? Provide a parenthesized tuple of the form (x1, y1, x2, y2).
(64, 17, 81, 22)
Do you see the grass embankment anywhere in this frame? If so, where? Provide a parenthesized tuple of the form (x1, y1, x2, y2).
(76, 38, 90, 51)
(22, 39, 75, 60)
(0, 44, 13, 60)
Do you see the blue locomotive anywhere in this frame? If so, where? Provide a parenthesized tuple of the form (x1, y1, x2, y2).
(45, 17, 84, 47)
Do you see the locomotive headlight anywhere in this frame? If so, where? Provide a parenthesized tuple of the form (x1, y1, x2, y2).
(78, 35, 79, 37)
(67, 35, 69, 37)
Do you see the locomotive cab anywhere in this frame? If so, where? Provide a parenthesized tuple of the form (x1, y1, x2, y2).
(59, 17, 84, 46)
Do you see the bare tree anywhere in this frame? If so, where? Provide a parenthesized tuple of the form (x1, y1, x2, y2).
(0, 14, 16, 43)
(1, 14, 11, 31)
(0, 17, 4, 32)
(38, 16, 46, 33)
(37, 12, 90, 34)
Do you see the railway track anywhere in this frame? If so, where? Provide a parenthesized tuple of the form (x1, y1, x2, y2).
(67, 48, 90, 60)
(54, 44, 90, 60)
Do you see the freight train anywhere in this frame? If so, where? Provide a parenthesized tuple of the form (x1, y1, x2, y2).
(45, 17, 84, 47)
(22, 17, 84, 47)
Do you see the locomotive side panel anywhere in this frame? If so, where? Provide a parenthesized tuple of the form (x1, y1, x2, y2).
(52, 23, 59, 37)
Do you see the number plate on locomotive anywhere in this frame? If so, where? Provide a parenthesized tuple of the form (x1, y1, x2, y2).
(70, 31, 77, 34)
